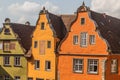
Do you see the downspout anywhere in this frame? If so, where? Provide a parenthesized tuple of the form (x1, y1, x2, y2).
(101, 59, 107, 80)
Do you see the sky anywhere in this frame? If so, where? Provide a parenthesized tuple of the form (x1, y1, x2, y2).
(0, 0, 120, 27)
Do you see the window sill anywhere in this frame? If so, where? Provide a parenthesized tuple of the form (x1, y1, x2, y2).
(3, 65, 11, 67)
(45, 69, 51, 72)
(73, 71, 83, 74)
(88, 72, 98, 75)
(14, 65, 22, 67)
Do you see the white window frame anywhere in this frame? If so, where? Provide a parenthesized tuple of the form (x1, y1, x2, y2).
(4, 75, 10, 80)
(4, 56, 10, 66)
(111, 59, 118, 73)
(14, 56, 21, 66)
(80, 32, 87, 47)
(88, 59, 98, 74)
(73, 59, 83, 73)
(14, 76, 20, 80)
(90, 35, 95, 45)
(73, 35, 78, 45)
(35, 60, 40, 70)
(45, 61, 51, 71)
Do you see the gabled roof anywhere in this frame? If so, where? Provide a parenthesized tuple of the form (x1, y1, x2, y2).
(7, 23, 35, 53)
(60, 7, 120, 53)
(39, 8, 67, 40)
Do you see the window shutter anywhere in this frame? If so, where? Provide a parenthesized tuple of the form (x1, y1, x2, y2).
(10, 43, 15, 50)
(40, 40, 45, 54)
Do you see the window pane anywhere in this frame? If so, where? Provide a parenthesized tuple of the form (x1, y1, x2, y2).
(111, 59, 118, 73)
(73, 35, 78, 45)
(73, 59, 83, 73)
(88, 59, 98, 73)
(41, 22, 45, 30)
(45, 61, 51, 71)
(35, 60, 40, 70)
(4, 56, 10, 65)
(3, 41, 10, 51)
(80, 33, 87, 47)
(81, 18, 85, 25)
(47, 41, 51, 48)
(14, 56, 20, 66)
(34, 41, 38, 48)
(90, 35, 95, 45)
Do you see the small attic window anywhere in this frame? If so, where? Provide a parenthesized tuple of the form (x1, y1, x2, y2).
(81, 18, 85, 25)
(41, 22, 45, 30)
(4, 28, 10, 35)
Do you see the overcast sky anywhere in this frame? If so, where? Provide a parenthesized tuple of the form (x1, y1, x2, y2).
(0, 0, 120, 27)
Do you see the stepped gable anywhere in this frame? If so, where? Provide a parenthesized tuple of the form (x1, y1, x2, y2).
(9, 23, 35, 52)
(91, 11, 120, 53)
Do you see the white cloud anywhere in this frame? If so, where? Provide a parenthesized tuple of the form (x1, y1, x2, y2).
(7, 1, 59, 24)
(91, 0, 120, 18)
(41, 1, 59, 13)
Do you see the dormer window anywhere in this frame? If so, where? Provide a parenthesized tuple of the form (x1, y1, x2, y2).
(81, 18, 85, 25)
(4, 28, 10, 35)
(41, 22, 45, 30)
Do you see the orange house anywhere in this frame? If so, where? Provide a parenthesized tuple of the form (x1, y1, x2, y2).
(27, 7, 66, 80)
(58, 2, 120, 80)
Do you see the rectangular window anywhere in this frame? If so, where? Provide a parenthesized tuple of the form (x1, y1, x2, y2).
(90, 35, 95, 45)
(35, 60, 40, 70)
(14, 56, 20, 66)
(88, 59, 98, 74)
(47, 41, 51, 48)
(14, 76, 20, 80)
(0, 42, 3, 49)
(81, 18, 85, 25)
(73, 59, 83, 73)
(4, 56, 10, 66)
(73, 35, 78, 45)
(45, 61, 51, 71)
(41, 22, 45, 30)
(28, 78, 33, 80)
(111, 59, 118, 73)
(40, 40, 45, 54)
(34, 41, 38, 48)
(3, 41, 10, 51)
(4, 75, 10, 80)
(36, 78, 44, 80)
(80, 32, 87, 47)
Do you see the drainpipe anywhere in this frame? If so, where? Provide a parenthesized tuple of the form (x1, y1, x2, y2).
(101, 59, 107, 80)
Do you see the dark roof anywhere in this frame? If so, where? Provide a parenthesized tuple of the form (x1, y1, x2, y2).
(9, 23, 35, 52)
(91, 11, 120, 53)
(47, 13, 67, 39)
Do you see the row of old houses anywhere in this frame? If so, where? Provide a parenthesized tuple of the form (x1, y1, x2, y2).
(0, 2, 120, 80)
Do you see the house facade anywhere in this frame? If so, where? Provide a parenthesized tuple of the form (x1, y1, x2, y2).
(28, 7, 66, 80)
(0, 18, 34, 80)
(58, 2, 120, 80)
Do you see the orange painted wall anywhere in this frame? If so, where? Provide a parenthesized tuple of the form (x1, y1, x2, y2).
(28, 13, 57, 80)
(58, 11, 109, 80)
(58, 55, 107, 80)
(106, 55, 120, 80)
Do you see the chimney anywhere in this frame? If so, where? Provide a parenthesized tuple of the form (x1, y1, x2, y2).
(103, 13, 106, 18)
(25, 21, 30, 26)
(5, 18, 11, 23)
